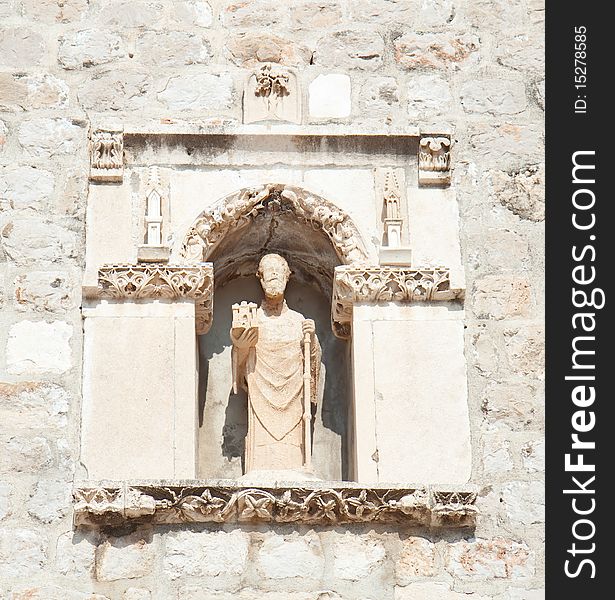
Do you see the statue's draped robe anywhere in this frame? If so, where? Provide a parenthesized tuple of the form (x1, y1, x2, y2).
(233, 302, 320, 473)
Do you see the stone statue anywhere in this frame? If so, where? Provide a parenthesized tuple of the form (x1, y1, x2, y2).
(230, 254, 321, 475)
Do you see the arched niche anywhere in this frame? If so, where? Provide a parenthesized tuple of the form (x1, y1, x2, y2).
(187, 184, 369, 481)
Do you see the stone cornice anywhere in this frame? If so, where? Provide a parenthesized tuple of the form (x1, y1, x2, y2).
(73, 481, 477, 528)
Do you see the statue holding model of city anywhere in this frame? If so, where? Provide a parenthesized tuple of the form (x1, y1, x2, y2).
(230, 253, 321, 476)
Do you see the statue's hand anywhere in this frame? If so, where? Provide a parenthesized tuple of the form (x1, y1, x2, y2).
(231, 327, 258, 349)
(302, 319, 316, 337)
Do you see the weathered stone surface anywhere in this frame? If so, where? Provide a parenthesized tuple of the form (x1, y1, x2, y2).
(55, 530, 97, 577)
(466, 228, 530, 273)
(501, 589, 545, 600)
(314, 30, 384, 71)
(483, 436, 513, 476)
(177, 589, 337, 600)
(491, 165, 545, 222)
(9, 587, 109, 600)
(6, 320, 73, 375)
(461, 79, 527, 115)
(136, 31, 211, 67)
(22, 0, 89, 24)
(0, 73, 69, 111)
(534, 79, 545, 110)
(481, 381, 542, 431)
(447, 538, 535, 579)
(221, 1, 286, 27)
(521, 439, 545, 473)
(0, 528, 47, 578)
(58, 29, 125, 69)
(164, 529, 249, 580)
(14, 270, 77, 313)
(418, 0, 455, 27)
(395, 536, 436, 584)
(226, 33, 312, 66)
(0, 435, 54, 474)
(157, 73, 234, 111)
(0, 166, 55, 211)
(504, 326, 545, 379)
(0, 120, 7, 152)
(309, 74, 351, 119)
(407, 73, 453, 119)
(290, 2, 342, 27)
(360, 77, 399, 119)
(0, 28, 46, 68)
(78, 69, 152, 112)
(123, 589, 151, 600)
(458, 0, 528, 29)
(394, 32, 479, 70)
(473, 275, 531, 320)
(332, 534, 386, 581)
(27, 479, 71, 523)
(395, 582, 490, 600)
(351, 0, 415, 23)
(96, 528, 157, 582)
(18, 118, 83, 159)
(502, 481, 545, 525)
(496, 33, 544, 74)
(0, 482, 10, 521)
(95, 1, 165, 29)
(171, 1, 213, 27)
(256, 532, 324, 579)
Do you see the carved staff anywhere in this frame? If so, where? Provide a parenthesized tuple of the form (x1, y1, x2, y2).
(303, 328, 312, 469)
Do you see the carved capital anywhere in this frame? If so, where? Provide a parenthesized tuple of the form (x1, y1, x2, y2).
(332, 266, 464, 337)
(418, 135, 452, 186)
(73, 482, 477, 528)
(90, 129, 124, 182)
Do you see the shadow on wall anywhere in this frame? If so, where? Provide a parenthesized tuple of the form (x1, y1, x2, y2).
(198, 275, 350, 481)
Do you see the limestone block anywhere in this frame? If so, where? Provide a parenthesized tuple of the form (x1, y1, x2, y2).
(501, 589, 545, 600)
(27, 479, 71, 523)
(535, 80, 545, 110)
(483, 437, 513, 476)
(332, 533, 386, 581)
(309, 74, 351, 119)
(14, 270, 77, 313)
(504, 326, 545, 379)
(172, 1, 214, 28)
(0, 382, 69, 432)
(157, 73, 234, 111)
(9, 589, 109, 600)
(314, 30, 384, 71)
(472, 275, 531, 320)
(79, 69, 152, 112)
(491, 165, 545, 222)
(0, 482, 10, 521)
(395, 582, 490, 600)
(496, 34, 544, 74)
(94, 1, 166, 29)
(407, 74, 453, 120)
(461, 79, 527, 115)
(502, 482, 545, 526)
(351, 0, 415, 23)
(480, 382, 542, 431)
(0, 120, 7, 152)
(95, 528, 156, 582)
(290, 2, 342, 27)
(221, 1, 286, 28)
(458, 0, 528, 29)
(136, 31, 211, 67)
(6, 320, 72, 375)
(394, 32, 479, 70)
(447, 538, 535, 579)
(226, 33, 312, 67)
(163, 529, 249, 580)
(466, 228, 530, 274)
(522, 439, 545, 473)
(58, 29, 125, 69)
(0, 528, 46, 578)
(22, 0, 89, 23)
(17, 118, 84, 159)
(360, 77, 400, 119)
(395, 537, 436, 585)
(256, 532, 324, 579)
(0, 73, 69, 111)
(417, 0, 455, 27)
(177, 590, 335, 600)
(56, 530, 97, 577)
(0, 28, 46, 68)
(124, 590, 151, 600)
(0, 165, 55, 211)
(1, 435, 54, 474)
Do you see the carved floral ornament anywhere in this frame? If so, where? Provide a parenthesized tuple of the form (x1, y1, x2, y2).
(90, 129, 124, 182)
(178, 184, 370, 266)
(418, 135, 452, 186)
(73, 482, 477, 528)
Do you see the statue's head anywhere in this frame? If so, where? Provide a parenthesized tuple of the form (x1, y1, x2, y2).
(257, 253, 291, 300)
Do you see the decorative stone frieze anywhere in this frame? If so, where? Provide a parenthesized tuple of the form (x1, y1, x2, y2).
(418, 135, 452, 186)
(332, 266, 464, 336)
(90, 129, 124, 182)
(73, 482, 477, 528)
(89, 264, 214, 334)
(244, 64, 301, 124)
(179, 184, 368, 266)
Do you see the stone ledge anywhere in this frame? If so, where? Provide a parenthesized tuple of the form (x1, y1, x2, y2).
(73, 481, 477, 528)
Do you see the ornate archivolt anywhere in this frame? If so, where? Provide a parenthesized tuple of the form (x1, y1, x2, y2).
(178, 184, 370, 267)
(332, 266, 465, 336)
(73, 482, 477, 528)
(90, 264, 214, 334)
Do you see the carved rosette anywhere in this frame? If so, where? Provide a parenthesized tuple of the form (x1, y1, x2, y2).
(178, 184, 369, 267)
(93, 264, 214, 334)
(332, 266, 464, 337)
(418, 135, 452, 186)
(73, 482, 477, 528)
(90, 129, 124, 182)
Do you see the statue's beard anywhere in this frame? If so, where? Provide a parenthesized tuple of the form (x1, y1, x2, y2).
(263, 280, 286, 298)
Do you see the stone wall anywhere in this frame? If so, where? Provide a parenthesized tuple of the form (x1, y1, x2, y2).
(0, 1, 544, 599)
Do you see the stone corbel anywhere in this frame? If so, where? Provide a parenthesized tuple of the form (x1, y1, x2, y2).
(91, 263, 214, 334)
(73, 481, 477, 528)
(418, 134, 452, 187)
(90, 128, 124, 183)
(331, 265, 465, 338)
